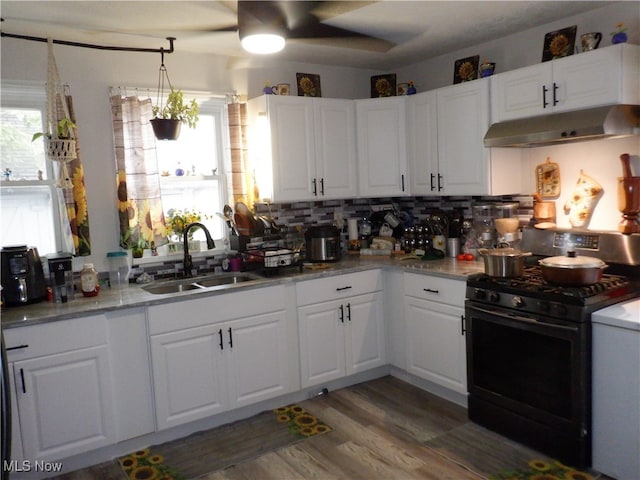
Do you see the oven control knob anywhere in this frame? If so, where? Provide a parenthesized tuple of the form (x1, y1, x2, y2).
(489, 292, 500, 302)
(538, 301, 551, 312)
(512, 295, 524, 307)
(474, 289, 486, 300)
(553, 303, 567, 316)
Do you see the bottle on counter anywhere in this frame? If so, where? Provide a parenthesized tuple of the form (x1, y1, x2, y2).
(80, 263, 100, 297)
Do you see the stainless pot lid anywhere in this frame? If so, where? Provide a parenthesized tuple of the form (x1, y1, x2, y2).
(539, 252, 605, 269)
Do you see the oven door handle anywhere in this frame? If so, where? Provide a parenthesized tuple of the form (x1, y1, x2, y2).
(469, 304, 578, 333)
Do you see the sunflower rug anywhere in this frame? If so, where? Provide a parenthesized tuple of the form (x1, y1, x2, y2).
(424, 423, 602, 480)
(119, 404, 332, 480)
(490, 459, 597, 480)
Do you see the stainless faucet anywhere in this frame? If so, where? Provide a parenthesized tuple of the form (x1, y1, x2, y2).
(183, 222, 216, 277)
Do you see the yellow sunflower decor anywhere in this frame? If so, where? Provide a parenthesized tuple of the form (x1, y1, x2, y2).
(489, 458, 594, 480)
(119, 448, 184, 480)
(273, 404, 332, 439)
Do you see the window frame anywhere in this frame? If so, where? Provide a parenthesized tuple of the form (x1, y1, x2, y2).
(0, 81, 66, 252)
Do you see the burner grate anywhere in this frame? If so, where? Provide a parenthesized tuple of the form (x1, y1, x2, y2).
(469, 266, 630, 301)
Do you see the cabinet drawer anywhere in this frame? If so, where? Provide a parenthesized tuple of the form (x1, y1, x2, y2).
(4, 314, 107, 362)
(404, 273, 465, 307)
(296, 269, 382, 306)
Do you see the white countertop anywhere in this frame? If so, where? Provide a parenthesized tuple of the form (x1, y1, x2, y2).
(592, 298, 640, 331)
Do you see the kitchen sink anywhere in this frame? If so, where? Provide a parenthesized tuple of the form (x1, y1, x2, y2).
(142, 272, 264, 295)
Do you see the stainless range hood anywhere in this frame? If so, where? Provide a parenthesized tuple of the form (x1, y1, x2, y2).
(484, 104, 640, 147)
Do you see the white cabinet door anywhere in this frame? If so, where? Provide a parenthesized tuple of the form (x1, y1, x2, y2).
(314, 98, 358, 199)
(265, 96, 316, 202)
(356, 97, 408, 197)
(227, 310, 293, 407)
(248, 95, 357, 202)
(407, 91, 439, 195)
(404, 296, 467, 394)
(490, 63, 553, 122)
(492, 44, 640, 122)
(553, 45, 637, 112)
(14, 346, 116, 461)
(437, 79, 491, 196)
(151, 324, 228, 430)
(344, 292, 385, 375)
(298, 298, 346, 388)
(298, 291, 385, 388)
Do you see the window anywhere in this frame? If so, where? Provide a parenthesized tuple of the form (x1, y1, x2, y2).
(1, 85, 230, 257)
(154, 95, 229, 246)
(0, 82, 62, 254)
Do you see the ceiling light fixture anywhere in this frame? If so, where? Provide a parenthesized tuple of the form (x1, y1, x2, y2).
(240, 32, 285, 54)
(238, 23, 285, 55)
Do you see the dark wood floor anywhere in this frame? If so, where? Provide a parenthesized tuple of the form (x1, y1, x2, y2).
(51, 376, 607, 480)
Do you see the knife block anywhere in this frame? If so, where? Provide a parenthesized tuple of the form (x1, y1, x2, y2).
(618, 176, 640, 234)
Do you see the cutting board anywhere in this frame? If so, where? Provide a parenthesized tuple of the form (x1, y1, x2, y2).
(535, 157, 561, 198)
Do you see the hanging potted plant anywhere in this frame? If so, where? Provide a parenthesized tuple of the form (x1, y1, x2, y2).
(32, 117, 77, 161)
(150, 53, 199, 140)
(151, 89, 199, 140)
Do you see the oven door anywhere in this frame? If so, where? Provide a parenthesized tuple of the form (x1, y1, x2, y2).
(465, 300, 591, 465)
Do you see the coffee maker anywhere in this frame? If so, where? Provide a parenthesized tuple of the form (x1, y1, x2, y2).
(1, 245, 46, 306)
(46, 252, 74, 303)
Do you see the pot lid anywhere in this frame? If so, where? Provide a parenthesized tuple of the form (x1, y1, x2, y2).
(539, 252, 606, 269)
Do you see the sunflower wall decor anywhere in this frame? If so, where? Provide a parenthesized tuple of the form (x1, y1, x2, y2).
(296, 73, 321, 97)
(453, 55, 479, 84)
(370, 74, 397, 97)
(542, 25, 577, 62)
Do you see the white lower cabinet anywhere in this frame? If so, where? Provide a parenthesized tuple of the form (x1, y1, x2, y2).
(403, 273, 467, 394)
(5, 315, 116, 462)
(297, 270, 385, 388)
(148, 285, 296, 430)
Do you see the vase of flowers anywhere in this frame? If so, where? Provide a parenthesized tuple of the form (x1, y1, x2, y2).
(611, 23, 628, 44)
(165, 208, 205, 252)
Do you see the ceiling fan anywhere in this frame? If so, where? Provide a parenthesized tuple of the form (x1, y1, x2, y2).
(216, 1, 396, 54)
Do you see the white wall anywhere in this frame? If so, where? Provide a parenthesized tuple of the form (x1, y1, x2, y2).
(396, 2, 640, 92)
(520, 137, 640, 231)
(1, 1, 638, 271)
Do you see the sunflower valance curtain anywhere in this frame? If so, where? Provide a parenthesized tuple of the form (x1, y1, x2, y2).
(46, 40, 91, 256)
(110, 91, 167, 251)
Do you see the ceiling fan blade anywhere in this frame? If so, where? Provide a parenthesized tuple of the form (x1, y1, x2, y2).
(236, 1, 395, 53)
(288, 22, 395, 52)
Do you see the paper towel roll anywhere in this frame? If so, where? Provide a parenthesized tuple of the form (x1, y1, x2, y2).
(348, 218, 359, 241)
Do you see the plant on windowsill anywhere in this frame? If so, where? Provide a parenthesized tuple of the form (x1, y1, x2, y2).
(165, 208, 206, 252)
(32, 118, 78, 161)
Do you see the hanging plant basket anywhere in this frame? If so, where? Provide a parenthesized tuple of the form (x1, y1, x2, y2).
(46, 138, 77, 161)
(150, 118, 182, 140)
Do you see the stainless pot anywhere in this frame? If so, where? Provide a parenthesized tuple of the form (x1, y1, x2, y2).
(478, 248, 532, 277)
(539, 251, 607, 286)
(304, 226, 341, 262)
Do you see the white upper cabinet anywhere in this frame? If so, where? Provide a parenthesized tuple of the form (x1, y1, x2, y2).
(409, 79, 522, 196)
(356, 96, 409, 197)
(491, 44, 640, 122)
(247, 95, 357, 202)
(407, 90, 439, 195)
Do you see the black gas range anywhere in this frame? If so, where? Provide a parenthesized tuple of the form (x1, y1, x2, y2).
(465, 228, 640, 468)
(467, 266, 636, 321)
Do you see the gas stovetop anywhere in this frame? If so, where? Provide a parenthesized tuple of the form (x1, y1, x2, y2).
(466, 266, 637, 320)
